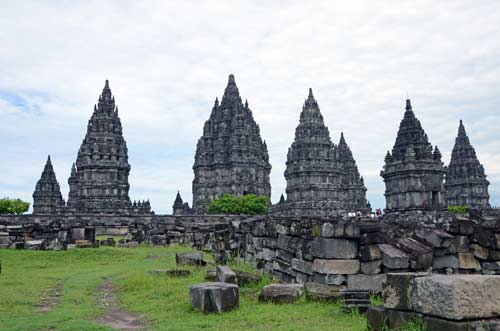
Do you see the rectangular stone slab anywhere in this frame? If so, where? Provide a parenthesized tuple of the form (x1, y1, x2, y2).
(312, 259, 360, 275)
(410, 275, 500, 320)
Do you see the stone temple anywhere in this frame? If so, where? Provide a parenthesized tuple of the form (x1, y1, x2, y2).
(191, 74, 271, 212)
(381, 99, 446, 213)
(32, 156, 65, 214)
(444, 120, 490, 209)
(271, 89, 369, 216)
(32, 80, 151, 215)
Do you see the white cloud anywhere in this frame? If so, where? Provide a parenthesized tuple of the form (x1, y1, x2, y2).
(1, 0, 499, 213)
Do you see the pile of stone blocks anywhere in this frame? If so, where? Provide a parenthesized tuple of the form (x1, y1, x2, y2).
(368, 273, 500, 330)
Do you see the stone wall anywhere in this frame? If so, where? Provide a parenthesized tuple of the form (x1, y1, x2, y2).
(2, 212, 500, 292)
(0, 214, 243, 251)
(236, 213, 500, 291)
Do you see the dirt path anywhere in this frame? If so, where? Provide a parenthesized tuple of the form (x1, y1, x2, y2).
(38, 283, 64, 312)
(95, 278, 146, 330)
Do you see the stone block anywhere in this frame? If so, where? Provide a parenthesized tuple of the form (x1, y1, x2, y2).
(189, 282, 239, 313)
(361, 260, 382, 275)
(305, 282, 342, 301)
(234, 270, 261, 286)
(458, 253, 481, 270)
(176, 252, 206, 266)
(383, 272, 428, 310)
(312, 273, 346, 285)
(433, 255, 459, 270)
(471, 244, 489, 260)
(320, 222, 335, 237)
(360, 245, 381, 261)
(411, 275, 500, 320)
(347, 274, 387, 292)
(291, 258, 314, 275)
(366, 306, 388, 331)
(378, 244, 409, 269)
(415, 228, 454, 248)
(396, 238, 433, 270)
(205, 269, 217, 281)
(312, 259, 360, 275)
(258, 283, 304, 304)
(216, 266, 237, 284)
(311, 238, 358, 259)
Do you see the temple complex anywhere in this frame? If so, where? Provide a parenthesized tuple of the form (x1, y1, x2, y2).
(381, 99, 446, 213)
(272, 89, 369, 216)
(32, 156, 65, 214)
(192, 74, 271, 212)
(445, 120, 490, 209)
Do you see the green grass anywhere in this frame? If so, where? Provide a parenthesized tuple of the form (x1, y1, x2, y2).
(0, 246, 367, 330)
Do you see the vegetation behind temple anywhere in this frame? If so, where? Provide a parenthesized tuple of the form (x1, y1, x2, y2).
(207, 194, 270, 215)
(0, 198, 30, 215)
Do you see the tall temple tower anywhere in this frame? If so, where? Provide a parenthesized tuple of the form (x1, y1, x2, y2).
(337, 132, 369, 211)
(274, 89, 369, 216)
(445, 120, 490, 209)
(381, 99, 446, 213)
(32, 155, 65, 214)
(69, 80, 150, 214)
(192, 74, 271, 212)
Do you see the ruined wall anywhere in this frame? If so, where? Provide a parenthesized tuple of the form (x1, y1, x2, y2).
(236, 213, 500, 291)
(2, 212, 500, 291)
(0, 214, 242, 251)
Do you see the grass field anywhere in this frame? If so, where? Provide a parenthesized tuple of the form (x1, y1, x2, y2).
(0, 246, 368, 331)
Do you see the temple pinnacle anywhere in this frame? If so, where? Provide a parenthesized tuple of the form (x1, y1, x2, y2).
(405, 99, 412, 111)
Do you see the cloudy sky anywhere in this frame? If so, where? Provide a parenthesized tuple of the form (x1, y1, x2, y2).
(1, 1, 499, 214)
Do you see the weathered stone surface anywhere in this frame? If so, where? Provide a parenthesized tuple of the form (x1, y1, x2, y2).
(311, 238, 358, 259)
(416, 228, 454, 248)
(360, 245, 381, 262)
(291, 258, 314, 275)
(366, 306, 388, 331)
(396, 237, 433, 270)
(258, 284, 304, 304)
(217, 266, 237, 284)
(312, 259, 360, 275)
(458, 253, 481, 270)
(305, 282, 342, 301)
(378, 244, 409, 269)
(471, 244, 489, 260)
(383, 273, 428, 310)
(411, 275, 500, 320)
(176, 252, 206, 266)
(347, 274, 387, 292)
(433, 255, 459, 270)
(234, 270, 261, 286)
(312, 273, 346, 286)
(189, 282, 239, 313)
(361, 260, 382, 275)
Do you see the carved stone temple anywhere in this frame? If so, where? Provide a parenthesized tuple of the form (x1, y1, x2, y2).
(32, 155, 65, 214)
(32, 80, 151, 215)
(271, 89, 369, 216)
(192, 74, 272, 212)
(381, 99, 446, 213)
(444, 120, 490, 209)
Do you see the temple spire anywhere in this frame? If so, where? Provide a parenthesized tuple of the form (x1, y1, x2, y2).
(405, 99, 412, 111)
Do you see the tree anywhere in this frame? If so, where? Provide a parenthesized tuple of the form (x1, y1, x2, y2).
(0, 198, 30, 215)
(207, 194, 269, 215)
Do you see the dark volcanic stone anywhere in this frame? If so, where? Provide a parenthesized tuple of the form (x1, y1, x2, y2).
(189, 282, 239, 313)
(258, 284, 304, 304)
(176, 252, 206, 266)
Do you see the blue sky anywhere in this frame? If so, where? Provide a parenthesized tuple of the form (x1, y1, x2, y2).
(1, 1, 499, 214)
